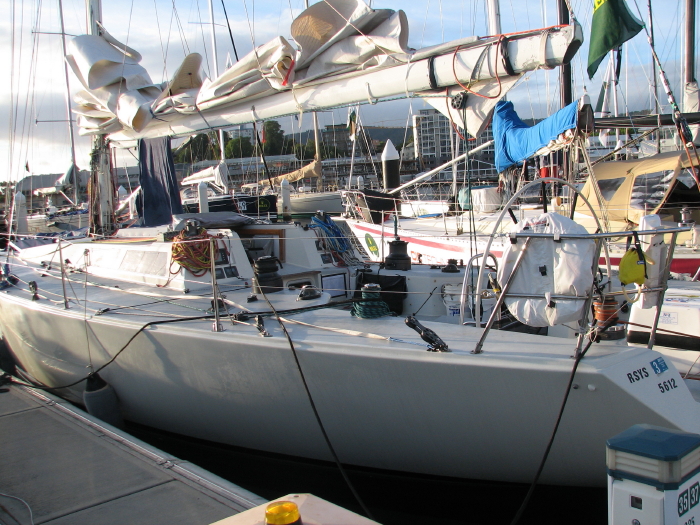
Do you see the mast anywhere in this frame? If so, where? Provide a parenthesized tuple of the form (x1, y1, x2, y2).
(86, 0, 114, 234)
(557, 0, 571, 182)
(648, 0, 661, 153)
(558, 0, 572, 107)
(486, 0, 501, 35)
(686, 0, 696, 86)
(58, 0, 78, 205)
(685, 0, 698, 143)
(208, 0, 226, 162)
(305, 0, 323, 183)
(612, 49, 621, 155)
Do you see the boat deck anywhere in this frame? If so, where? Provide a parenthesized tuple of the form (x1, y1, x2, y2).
(0, 383, 266, 525)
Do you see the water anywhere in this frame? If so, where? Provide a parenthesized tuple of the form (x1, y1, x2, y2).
(126, 423, 608, 525)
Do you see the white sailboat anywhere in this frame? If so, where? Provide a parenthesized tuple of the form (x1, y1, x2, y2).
(3, 0, 700, 491)
(13, 0, 88, 235)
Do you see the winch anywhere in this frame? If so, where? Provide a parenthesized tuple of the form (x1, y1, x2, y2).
(254, 256, 284, 294)
(383, 215, 411, 271)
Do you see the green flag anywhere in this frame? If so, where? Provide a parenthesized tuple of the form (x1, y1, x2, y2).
(587, 0, 643, 79)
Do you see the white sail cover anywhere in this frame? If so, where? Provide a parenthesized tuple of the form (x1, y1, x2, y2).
(181, 162, 230, 192)
(67, 0, 582, 140)
(196, 37, 295, 111)
(67, 28, 203, 134)
(497, 213, 595, 327)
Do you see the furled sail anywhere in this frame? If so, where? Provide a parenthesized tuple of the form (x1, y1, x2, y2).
(67, 27, 203, 134)
(292, 1, 409, 83)
(34, 164, 77, 196)
(180, 162, 230, 192)
(67, 0, 583, 141)
(253, 159, 321, 187)
(196, 37, 295, 111)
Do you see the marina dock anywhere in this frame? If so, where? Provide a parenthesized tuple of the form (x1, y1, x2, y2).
(0, 383, 267, 524)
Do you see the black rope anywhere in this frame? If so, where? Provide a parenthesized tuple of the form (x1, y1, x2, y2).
(257, 285, 375, 520)
(412, 286, 438, 316)
(254, 122, 276, 191)
(351, 298, 392, 318)
(509, 319, 616, 525)
(13, 315, 214, 392)
(220, 0, 239, 61)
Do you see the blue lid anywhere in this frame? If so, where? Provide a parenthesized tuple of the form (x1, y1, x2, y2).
(607, 424, 700, 461)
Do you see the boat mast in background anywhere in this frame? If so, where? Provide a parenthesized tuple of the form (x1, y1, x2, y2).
(684, 0, 699, 143)
(558, 0, 572, 182)
(648, 0, 661, 153)
(208, 0, 226, 162)
(86, 0, 115, 234)
(58, 0, 78, 206)
(686, 0, 696, 88)
(307, 0, 323, 184)
(486, 0, 501, 37)
(558, 0, 572, 108)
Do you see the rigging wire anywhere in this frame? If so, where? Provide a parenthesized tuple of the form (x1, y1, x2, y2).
(154, 0, 170, 82)
(170, 0, 191, 56)
(195, 0, 212, 78)
(509, 319, 617, 525)
(256, 285, 375, 521)
(220, 0, 239, 61)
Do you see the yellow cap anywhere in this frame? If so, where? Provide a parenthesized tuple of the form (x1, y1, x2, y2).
(265, 501, 301, 525)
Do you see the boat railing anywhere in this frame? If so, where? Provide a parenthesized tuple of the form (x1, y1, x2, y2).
(471, 176, 691, 357)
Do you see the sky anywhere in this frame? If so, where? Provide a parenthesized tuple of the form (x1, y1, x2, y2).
(0, 0, 695, 182)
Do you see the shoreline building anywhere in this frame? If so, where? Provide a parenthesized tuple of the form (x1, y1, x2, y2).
(412, 108, 497, 182)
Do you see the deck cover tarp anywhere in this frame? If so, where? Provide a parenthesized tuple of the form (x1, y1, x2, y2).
(493, 99, 579, 173)
(576, 150, 698, 224)
(138, 138, 183, 226)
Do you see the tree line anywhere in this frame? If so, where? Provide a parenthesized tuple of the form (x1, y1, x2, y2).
(174, 120, 406, 164)
(174, 121, 315, 164)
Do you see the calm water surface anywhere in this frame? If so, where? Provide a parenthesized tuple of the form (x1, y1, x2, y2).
(127, 423, 608, 525)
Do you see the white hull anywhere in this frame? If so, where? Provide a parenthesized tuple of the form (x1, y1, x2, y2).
(2, 288, 699, 486)
(1, 221, 700, 487)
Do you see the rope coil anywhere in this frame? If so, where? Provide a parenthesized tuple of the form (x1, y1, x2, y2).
(170, 227, 220, 277)
(352, 283, 392, 319)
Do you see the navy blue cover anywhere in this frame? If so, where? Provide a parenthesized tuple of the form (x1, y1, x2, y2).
(493, 100, 579, 173)
(137, 137, 183, 226)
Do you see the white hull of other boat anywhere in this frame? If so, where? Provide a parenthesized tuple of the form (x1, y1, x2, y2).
(343, 211, 700, 276)
(1, 218, 700, 488)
